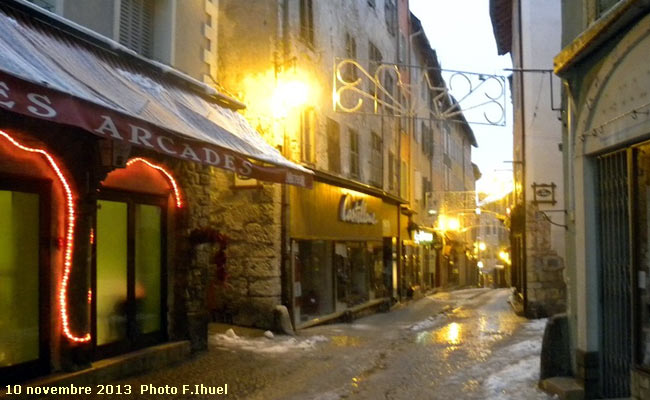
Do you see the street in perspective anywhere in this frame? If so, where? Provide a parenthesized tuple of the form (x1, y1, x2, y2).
(1, 0, 649, 399)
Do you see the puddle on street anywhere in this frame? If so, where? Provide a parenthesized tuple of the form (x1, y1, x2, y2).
(330, 335, 363, 347)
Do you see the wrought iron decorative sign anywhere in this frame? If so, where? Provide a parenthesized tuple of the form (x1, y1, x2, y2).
(531, 182, 557, 205)
(333, 58, 507, 126)
(339, 194, 377, 224)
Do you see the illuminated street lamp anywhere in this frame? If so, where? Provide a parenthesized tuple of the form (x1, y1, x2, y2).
(436, 215, 461, 232)
(271, 79, 311, 118)
(498, 250, 512, 265)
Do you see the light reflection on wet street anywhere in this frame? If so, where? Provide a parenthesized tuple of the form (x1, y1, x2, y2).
(67, 288, 552, 400)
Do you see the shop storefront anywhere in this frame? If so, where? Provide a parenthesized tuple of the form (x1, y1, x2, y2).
(288, 181, 399, 326)
(0, 1, 312, 384)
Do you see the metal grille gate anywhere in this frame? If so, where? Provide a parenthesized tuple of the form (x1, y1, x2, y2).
(597, 150, 632, 398)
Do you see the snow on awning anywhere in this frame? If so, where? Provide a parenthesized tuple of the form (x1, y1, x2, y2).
(0, 3, 313, 188)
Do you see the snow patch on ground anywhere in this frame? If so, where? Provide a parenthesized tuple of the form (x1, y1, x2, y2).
(504, 338, 542, 355)
(408, 314, 447, 331)
(209, 330, 329, 354)
(483, 356, 551, 400)
(478, 318, 552, 399)
(524, 318, 548, 332)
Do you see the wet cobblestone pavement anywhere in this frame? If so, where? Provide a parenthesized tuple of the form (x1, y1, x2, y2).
(34, 289, 553, 400)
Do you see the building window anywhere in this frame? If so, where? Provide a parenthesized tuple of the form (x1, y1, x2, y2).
(400, 160, 408, 199)
(349, 129, 360, 179)
(119, 0, 155, 58)
(383, 73, 395, 114)
(399, 33, 407, 63)
(301, 108, 316, 164)
(300, 0, 315, 47)
(327, 118, 341, 173)
(388, 151, 395, 191)
(344, 33, 357, 82)
(369, 41, 383, 77)
(370, 132, 383, 187)
(422, 177, 431, 206)
(422, 121, 433, 158)
(384, 0, 397, 36)
(26, 0, 56, 12)
(369, 42, 382, 101)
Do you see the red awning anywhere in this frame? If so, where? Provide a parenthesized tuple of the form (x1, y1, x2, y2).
(0, 2, 313, 188)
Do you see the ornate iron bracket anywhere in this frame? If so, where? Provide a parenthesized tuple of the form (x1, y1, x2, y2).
(333, 58, 507, 126)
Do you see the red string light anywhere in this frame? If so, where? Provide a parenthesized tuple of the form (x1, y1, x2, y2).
(126, 157, 183, 208)
(0, 130, 90, 343)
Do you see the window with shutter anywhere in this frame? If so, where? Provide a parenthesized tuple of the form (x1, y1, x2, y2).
(343, 33, 357, 82)
(327, 118, 341, 173)
(384, 0, 397, 36)
(370, 132, 383, 188)
(119, 0, 155, 58)
(349, 129, 360, 179)
(301, 108, 316, 164)
(388, 151, 395, 191)
(300, 0, 315, 47)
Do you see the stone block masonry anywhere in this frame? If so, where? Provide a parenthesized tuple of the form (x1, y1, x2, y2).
(170, 160, 283, 348)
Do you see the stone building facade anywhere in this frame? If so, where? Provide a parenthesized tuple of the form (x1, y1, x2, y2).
(555, 0, 650, 397)
(490, 0, 566, 318)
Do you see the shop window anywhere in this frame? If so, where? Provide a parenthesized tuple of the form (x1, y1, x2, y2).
(300, 0, 315, 47)
(119, 0, 155, 58)
(95, 196, 165, 351)
(327, 118, 341, 173)
(370, 131, 383, 188)
(349, 128, 360, 179)
(95, 159, 173, 355)
(294, 240, 334, 323)
(0, 190, 40, 368)
(300, 107, 316, 164)
(0, 175, 51, 384)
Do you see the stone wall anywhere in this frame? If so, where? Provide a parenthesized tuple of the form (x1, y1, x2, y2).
(632, 369, 650, 400)
(526, 203, 566, 318)
(169, 159, 282, 348)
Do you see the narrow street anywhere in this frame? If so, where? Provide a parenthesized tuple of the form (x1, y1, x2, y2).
(63, 289, 552, 400)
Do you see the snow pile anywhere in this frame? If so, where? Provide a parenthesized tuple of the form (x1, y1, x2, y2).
(209, 329, 329, 354)
(483, 356, 544, 398)
(408, 313, 447, 331)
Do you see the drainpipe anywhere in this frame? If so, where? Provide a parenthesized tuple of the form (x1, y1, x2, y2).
(278, 0, 294, 327)
(516, 0, 528, 315)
